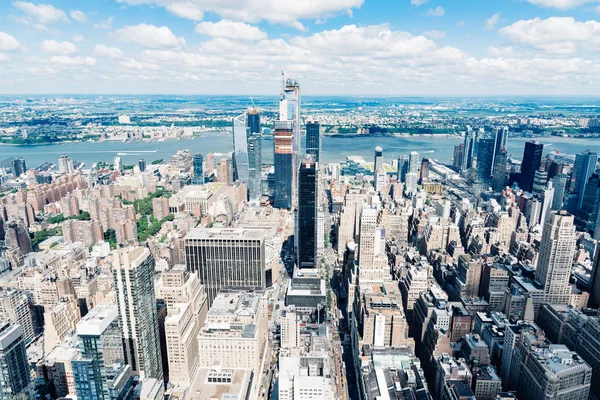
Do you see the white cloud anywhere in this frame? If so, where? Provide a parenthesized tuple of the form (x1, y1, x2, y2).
(485, 13, 501, 30)
(488, 45, 516, 56)
(116, 0, 364, 27)
(423, 30, 446, 39)
(69, 10, 88, 23)
(120, 58, 161, 71)
(195, 20, 267, 41)
(41, 39, 78, 55)
(49, 55, 96, 66)
(457, 21, 465, 28)
(13, 1, 68, 24)
(114, 23, 186, 49)
(72, 34, 85, 42)
(0, 32, 22, 52)
(94, 44, 126, 59)
(0, 53, 9, 61)
(500, 17, 600, 54)
(94, 16, 114, 30)
(411, 0, 430, 5)
(526, 0, 597, 10)
(26, 66, 58, 76)
(427, 6, 445, 16)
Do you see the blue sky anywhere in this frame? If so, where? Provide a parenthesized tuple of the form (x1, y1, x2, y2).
(0, 0, 599, 95)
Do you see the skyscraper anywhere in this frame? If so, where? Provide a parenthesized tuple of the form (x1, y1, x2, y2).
(58, 154, 74, 174)
(306, 121, 320, 162)
(297, 155, 317, 269)
(571, 151, 598, 209)
(192, 154, 204, 185)
(492, 147, 508, 192)
(574, 170, 600, 237)
(494, 126, 508, 162)
(247, 108, 262, 201)
(519, 141, 544, 192)
(11, 158, 26, 178)
(476, 138, 495, 183)
(185, 228, 266, 305)
(453, 144, 464, 171)
(532, 168, 548, 197)
(113, 247, 163, 380)
(0, 323, 31, 398)
(550, 173, 568, 210)
(374, 146, 383, 173)
(409, 151, 420, 174)
(274, 120, 294, 209)
(232, 112, 250, 186)
(281, 78, 301, 207)
(397, 156, 409, 183)
(535, 211, 576, 306)
(462, 127, 477, 171)
(73, 305, 133, 400)
(138, 159, 146, 172)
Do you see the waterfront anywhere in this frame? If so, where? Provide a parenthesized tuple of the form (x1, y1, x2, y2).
(1, 133, 597, 169)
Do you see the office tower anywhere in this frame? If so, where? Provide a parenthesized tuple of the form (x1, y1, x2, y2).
(192, 154, 204, 185)
(405, 172, 418, 193)
(519, 141, 544, 192)
(0, 323, 31, 398)
(550, 173, 568, 210)
(374, 146, 383, 173)
(138, 159, 146, 172)
(420, 158, 431, 183)
(58, 154, 74, 174)
(571, 151, 598, 209)
(113, 156, 122, 172)
(5, 221, 32, 254)
(283, 79, 301, 205)
(492, 147, 508, 191)
(73, 305, 133, 400)
(361, 288, 410, 348)
(476, 138, 495, 183)
(397, 156, 409, 182)
(494, 126, 508, 161)
(216, 158, 232, 185)
(273, 120, 294, 209)
(409, 151, 420, 174)
(185, 228, 266, 305)
(539, 181, 555, 228)
(0, 289, 35, 345)
(575, 170, 600, 237)
(462, 127, 477, 170)
(11, 158, 26, 178)
(297, 155, 317, 269)
(532, 168, 548, 196)
(535, 211, 576, 305)
(232, 112, 250, 186)
(113, 247, 163, 380)
(247, 108, 262, 202)
(306, 121, 320, 162)
(453, 144, 464, 170)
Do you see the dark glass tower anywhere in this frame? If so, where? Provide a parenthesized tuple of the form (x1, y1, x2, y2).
(476, 138, 495, 183)
(0, 323, 31, 399)
(519, 141, 544, 192)
(297, 155, 317, 269)
(305, 121, 320, 162)
(11, 158, 26, 178)
(138, 159, 146, 172)
(571, 151, 598, 209)
(247, 108, 262, 201)
(492, 147, 508, 192)
(494, 126, 508, 161)
(574, 170, 600, 236)
(192, 154, 204, 185)
(397, 156, 408, 183)
(274, 120, 294, 209)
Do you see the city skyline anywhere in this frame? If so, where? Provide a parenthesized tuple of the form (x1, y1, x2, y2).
(0, 0, 600, 95)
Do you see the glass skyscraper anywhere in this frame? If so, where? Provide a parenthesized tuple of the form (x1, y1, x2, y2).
(192, 154, 204, 185)
(575, 170, 600, 237)
(0, 323, 30, 399)
(232, 112, 250, 186)
(519, 140, 544, 192)
(247, 108, 262, 202)
(476, 138, 495, 183)
(305, 121, 320, 162)
(297, 155, 318, 269)
(274, 120, 294, 209)
(571, 151, 598, 209)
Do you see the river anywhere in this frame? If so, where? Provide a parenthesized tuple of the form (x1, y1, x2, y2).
(1, 133, 597, 168)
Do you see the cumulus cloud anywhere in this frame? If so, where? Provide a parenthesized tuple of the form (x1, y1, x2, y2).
(116, 0, 364, 27)
(94, 44, 126, 59)
(423, 30, 446, 39)
(13, 1, 68, 24)
(49, 55, 96, 66)
(114, 24, 186, 49)
(195, 20, 267, 41)
(0, 32, 23, 52)
(94, 16, 114, 30)
(120, 58, 161, 71)
(526, 0, 597, 10)
(72, 34, 85, 42)
(41, 40, 78, 55)
(69, 10, 88, 23)
(500, 17, 600, 54)
(488, 45, 516, 56)
(427, 6, 445, 16)
(485, 13, 501, 30)
(411, 0, 430, 5)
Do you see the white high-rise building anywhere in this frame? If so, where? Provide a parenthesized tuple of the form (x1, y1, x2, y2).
(535, 211, 576, 306)
(58, 155, 74, 174)
(113, 156, 122, 172)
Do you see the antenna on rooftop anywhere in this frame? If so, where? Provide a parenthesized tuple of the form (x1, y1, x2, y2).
(249, 94, 256, 109)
